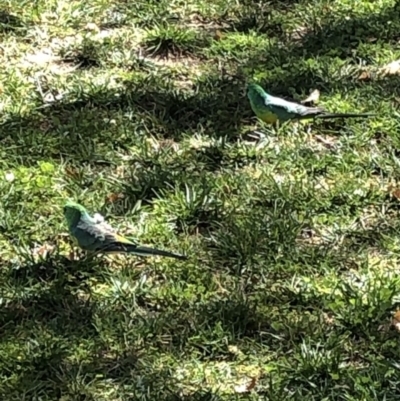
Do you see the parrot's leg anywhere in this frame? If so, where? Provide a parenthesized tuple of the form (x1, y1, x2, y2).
(69, 247, 95, 262)
(67, 238, 79, 260)
(67, 238, 87, 261)
(250, 120, 271, 139)
(68, 247, 82, 261)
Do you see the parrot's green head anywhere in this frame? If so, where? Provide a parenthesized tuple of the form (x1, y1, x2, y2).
(246, 83, 267, 101)
(63, 201, 88, 229)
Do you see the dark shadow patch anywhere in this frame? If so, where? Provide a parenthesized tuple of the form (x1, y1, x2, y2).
(175, 208, 221, 236)
(142, 34, 209, 59)
(0, 10, 29, 35)
(58, 39, 102, 70)
(0, 73, 248, 166)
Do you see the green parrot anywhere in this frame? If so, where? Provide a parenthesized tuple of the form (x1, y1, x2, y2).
(247, 83, 374, 124)
(63, 201, 187, 260)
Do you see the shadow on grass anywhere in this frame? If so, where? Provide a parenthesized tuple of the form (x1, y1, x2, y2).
(0, 60, 393, 171)
(291, 1, 400, 55)
(0, 73, 247, 163)
(2, 0, 400, 164)
(230, 0, 400, 46)
(2, 2, 400, 398)
(0, 254, 229, 398)
(2, 203, 400, 398)
(0, 257, 107, 335)
(0, 0, 399, 161)
(0, 10, 30, 35)
(234, 1, 400, 96)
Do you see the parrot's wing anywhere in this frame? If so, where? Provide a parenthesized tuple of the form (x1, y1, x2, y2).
(267, 95, 324, 118)
(74, 215, 121, 250)
(79, 215, 141, 251)
(265, 95, 303, 118)
(74, 216, 185, 258)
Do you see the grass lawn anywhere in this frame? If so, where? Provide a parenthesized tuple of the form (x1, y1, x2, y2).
(2, 0, 400, 399)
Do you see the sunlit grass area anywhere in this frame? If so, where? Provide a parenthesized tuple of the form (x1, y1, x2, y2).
(1, 0, 400, 399)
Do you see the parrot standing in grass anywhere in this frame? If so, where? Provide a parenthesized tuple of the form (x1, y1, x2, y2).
(246, 83, 375, 125)
(63, 201, 187, 260)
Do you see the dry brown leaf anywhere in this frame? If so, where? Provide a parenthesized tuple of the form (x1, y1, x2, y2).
(314, 134, 337, 149)
(392, 189, 400, 199)
(323, 312, 335, 325)
(39, 121, 53, 132)
(234, 376, 257, 393)
(301, 89, 320, 104)
(358, 70, 371, 81)
(213, 273, 228, 294)
(65, 166, 80, 179)
(214, 29, 223, 41)
(391, 310, 400, 331)
(159, 139, 179, 150)
(388, 184, 400, 200)
(379, 60, 400, 76)
(106, 193, 124, 203)
(32, 243, 55, 258)
(291, 25, 308, 41)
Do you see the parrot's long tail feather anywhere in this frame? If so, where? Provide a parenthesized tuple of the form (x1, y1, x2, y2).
(102, 243, 188, 260)
(315, 112, 376, 119)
